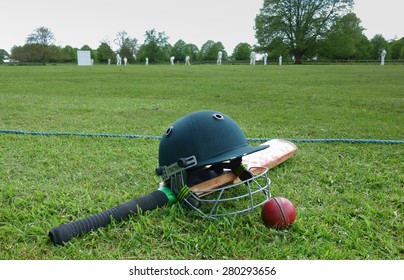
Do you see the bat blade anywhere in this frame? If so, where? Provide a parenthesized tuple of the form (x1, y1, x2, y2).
(242, 139, 298, 173)
(190, 139, 297, 194)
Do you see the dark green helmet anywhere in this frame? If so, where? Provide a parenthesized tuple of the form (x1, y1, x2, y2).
(158, 110, 267, 170)
(157, 110, 271, 218)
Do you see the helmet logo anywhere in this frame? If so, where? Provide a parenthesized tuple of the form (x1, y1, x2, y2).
(165, 126, 173, 137)
(212, 113, 224, 121)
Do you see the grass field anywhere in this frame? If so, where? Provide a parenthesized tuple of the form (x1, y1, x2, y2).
(0, 64, 403, 260)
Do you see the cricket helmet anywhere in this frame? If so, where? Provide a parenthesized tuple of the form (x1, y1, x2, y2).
(156, 110, 271, 218)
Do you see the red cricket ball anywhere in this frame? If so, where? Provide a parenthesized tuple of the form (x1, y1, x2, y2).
(261, 197, 296, 229)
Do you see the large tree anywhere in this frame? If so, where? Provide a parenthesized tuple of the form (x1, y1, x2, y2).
(255, 0, 353, 64)
(25, 26, 56, 64)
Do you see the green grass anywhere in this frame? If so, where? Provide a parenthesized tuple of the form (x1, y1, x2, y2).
(0, 64, 403, 260)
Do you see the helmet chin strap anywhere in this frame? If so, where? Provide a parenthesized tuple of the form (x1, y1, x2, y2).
(170, 170, 201, 209)
(229, 157, 253, 181)
(170, 170, 190, 201)
(169, 157, 253, 210)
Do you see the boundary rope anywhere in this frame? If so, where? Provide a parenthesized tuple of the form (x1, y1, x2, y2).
(0, 129, 161, 140)
(1, 129, 403, 144)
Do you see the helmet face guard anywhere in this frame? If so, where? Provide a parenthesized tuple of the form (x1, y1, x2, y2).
(184, 166, 271, 218)
(157, 110, 271, 218)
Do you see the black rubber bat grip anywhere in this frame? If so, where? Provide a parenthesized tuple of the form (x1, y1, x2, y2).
(49, 190, 169, 245)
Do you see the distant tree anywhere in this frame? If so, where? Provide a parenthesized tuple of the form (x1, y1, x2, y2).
(25, 26, 56, 64)
(255, 0, 354, 64)
(200, 40, 227, 62)
(172, 40, 187, 61)
(232, 43, 252, 61)
(136, 44, 147, 63)
(63, 45, 77, 63)
(137, 42, 171, 64)
(170, 40, 199, 62)
(212, 42, 226, 61)
(0, 49, 9, 63)
(144, 29, 169, 47)
(11, 44, 41, 63)
(370, 34, 389, 60)
(80, 45, 91, 51)
(11, 43, 67, 63)
(80, 45, 98, 62)
(160, 44, 172, 63)
(389, 37, 404, 59)
(47, 45, 70, 63)
(26, 26, 55, 46)
(318, 13, 364, 60)
(184, 43, 199, 62)
(10, 46, 24, 62)
(97, 42, 115, 63)
(139, 42, 160, 63)
(137, 29, 171, 63)
(114, 31, 138, 63)
(200, 40, 215, 61)
(354, 35, 372, 60)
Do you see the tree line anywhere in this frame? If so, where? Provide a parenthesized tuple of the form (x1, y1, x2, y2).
(1, 27, 231, 65)
(1, 0, 403, 65)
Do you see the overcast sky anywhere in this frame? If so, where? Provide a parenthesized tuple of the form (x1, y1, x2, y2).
(1, 0, 402, 54)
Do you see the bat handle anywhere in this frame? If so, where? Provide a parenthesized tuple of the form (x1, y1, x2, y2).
(49, 189, 171, 245)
